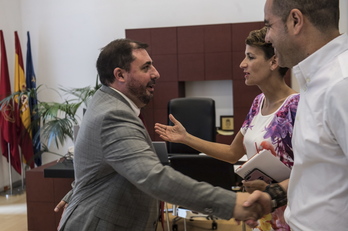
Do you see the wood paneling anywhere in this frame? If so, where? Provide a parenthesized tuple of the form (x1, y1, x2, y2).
(153, 81, 181, 109)
(205, 52, 232, 80)
(26, 162, 74, 231)
(150, 27, 177, 55)
(177, 26, 204, 54)
(204, 24, 231, 53)
(233, 79, 261, 108)
(152, 54, 178, 82)
(178, 53, 204, 81)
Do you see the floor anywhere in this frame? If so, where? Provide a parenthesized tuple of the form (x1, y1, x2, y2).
(0, 191, 27, 231)
(0, 192, 250, 231)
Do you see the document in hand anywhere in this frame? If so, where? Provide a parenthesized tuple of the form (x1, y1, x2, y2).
(235, 149, 291, 183)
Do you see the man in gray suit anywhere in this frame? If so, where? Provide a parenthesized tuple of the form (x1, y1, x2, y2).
(57, 38, 271, 231)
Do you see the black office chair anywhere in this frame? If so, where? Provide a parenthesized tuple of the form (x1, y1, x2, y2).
(164, 98, 242, 230)
(167, 97, 216, 154)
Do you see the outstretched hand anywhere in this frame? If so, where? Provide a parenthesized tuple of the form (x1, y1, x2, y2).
(154, 114, 187, 143)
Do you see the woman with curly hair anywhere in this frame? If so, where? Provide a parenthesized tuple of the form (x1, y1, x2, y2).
(155, 27, 299, 231)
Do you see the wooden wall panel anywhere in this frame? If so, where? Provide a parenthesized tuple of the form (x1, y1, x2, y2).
(150, 27, 177, 55)
(205, 52, 232, 80)
(153, 81, 180, 109)
(178, 53, 204, 81)
(204, 24, 231, 53)
(233, 79, 261, 108)
(152, 54, 178, 82)
(177, 26, 204, 54)
(141, 106, 155, 139)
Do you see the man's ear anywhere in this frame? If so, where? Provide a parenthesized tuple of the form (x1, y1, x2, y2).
(288, 9, 304, 35)
(113, 67, 126, 82)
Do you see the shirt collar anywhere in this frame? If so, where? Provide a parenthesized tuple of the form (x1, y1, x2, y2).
(293, 33, 348, 91)
(109, 87, 141, 116)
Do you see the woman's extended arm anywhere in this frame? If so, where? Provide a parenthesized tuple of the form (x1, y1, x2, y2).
(154, 114, 246, 163)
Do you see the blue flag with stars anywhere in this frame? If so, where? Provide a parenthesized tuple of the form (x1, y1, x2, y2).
(26, 31, 41, 166)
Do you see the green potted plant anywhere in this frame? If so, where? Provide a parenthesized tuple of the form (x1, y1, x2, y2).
(0, 78, 101, 165)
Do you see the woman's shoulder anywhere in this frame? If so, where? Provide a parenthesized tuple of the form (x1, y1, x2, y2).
(285, 93, 300, 104)
(252, 93, 265, 105)
(276, 93, 300, 118)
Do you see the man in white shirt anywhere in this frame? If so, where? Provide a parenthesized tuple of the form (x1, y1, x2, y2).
(247, 0, 348, 230)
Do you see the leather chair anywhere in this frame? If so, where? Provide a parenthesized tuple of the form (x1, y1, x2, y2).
(167, 97, 216, 154)
(164, 97, 242, 230)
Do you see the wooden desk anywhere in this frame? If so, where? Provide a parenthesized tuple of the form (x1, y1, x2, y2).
(44, 160, 74, 178)
(26, 161, 74, 231)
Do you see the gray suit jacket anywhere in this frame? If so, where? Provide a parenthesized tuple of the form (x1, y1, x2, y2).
(59, 85, 236, 231)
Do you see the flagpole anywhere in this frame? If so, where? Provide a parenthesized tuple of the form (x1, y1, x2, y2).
(0, 144, 25, 197)
(20, 152, 25, 191)
(0, 144, 13, 197)
(14, 149, 25, 194)
(7, 143, 13, 195)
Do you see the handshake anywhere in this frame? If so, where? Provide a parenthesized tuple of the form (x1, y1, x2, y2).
(233, 182, 287, 228)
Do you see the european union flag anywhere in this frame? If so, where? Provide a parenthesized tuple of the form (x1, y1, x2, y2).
(26, 31, 41, 166)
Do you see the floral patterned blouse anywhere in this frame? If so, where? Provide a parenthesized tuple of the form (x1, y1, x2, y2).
(240, 93, 300, 231)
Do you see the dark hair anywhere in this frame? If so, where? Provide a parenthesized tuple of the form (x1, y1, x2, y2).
(245, 27, 288, 77)
(96, 38, 148, 86)
(272, 0, 339, 32)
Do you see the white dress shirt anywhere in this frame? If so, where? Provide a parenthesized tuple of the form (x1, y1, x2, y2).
(110, 87, 140, 116)
(285, 34, 348, 230)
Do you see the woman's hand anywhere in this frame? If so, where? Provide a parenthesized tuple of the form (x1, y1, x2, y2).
(154, 114, 188, 143)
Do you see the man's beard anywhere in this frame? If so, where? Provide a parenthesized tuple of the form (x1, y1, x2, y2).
(127, 79, 154, 105)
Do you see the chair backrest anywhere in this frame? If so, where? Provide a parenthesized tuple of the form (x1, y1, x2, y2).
(152, 141, 170, 165)
(167, 97, 216, 154)
(169, 155, 236, 190)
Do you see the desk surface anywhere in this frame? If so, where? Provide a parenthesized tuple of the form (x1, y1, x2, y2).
(44, 160, 74, 178)
(43, 155, 245, 179)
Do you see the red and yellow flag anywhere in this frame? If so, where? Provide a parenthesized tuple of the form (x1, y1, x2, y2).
(14, 31, 34, 169)
(0, 30, 22, 174)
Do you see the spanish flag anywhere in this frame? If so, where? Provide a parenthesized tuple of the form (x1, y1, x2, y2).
(14, 31, 34, 170)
